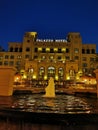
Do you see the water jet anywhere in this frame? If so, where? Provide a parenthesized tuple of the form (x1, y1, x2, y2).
(43, 77, 55, 97)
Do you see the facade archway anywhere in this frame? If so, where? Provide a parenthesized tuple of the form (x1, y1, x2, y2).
(47, 66, 55, 79)
(39, 67, 45, 79)
(58, 67, 64, 80)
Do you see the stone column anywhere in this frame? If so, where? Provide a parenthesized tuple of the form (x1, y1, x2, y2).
(94, 69, 98, 98)
(0, 67, 16, 96)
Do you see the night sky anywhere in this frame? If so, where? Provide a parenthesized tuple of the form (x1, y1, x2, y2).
(0, 0, 98, 52)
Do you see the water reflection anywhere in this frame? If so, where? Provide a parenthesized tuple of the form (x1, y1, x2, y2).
(0, 94, 98, 114)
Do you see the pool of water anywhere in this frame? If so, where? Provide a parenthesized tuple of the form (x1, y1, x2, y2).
(0, 94, 98, 114)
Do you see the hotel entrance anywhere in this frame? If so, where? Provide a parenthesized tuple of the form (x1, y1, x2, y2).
(47, 66, 55, 79)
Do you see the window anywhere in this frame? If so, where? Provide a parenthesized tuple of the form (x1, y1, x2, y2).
(57, 56, 62, 60)
(15, 47, 18, 52)
(16, 61, 21, 65)
(39, 67, 45, 76)
(74, 56, 79, 60)
(82, 49, 85, 54)
(58, 48, 61, 53)
(50, 48, 54, 53)
(66, 48, 69, 53)
(34, 55, 38, 59)
(19, 48, 22, 52)
(58, 68, 64, 76)
(91, 49, 95, 54)
(4, 61, 8, 65)
(66, 56, 70, 60)
(41, 55, 46, 60)
(0, 62, 2, 65)
(26, 47, 30, 51)
(17, 55, 22, 59)
(42, 48, 46, 53)
(74, 48, 79, 53)
(10, 55, 14, 59)
(9, 61, 14, 66)
(49, 55, 54, 60)
(82, 63, 87, 67)
(0, 56, 3, 60)
(34, 48, 38, 52)
(25, 55, 29, 59)
(86, 49, 90, 54)
(90, 57, 95, 61)
(82, 57, 87, 61)
(5, 55, 9, 59)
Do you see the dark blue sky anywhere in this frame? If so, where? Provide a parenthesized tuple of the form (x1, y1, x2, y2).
(0, 0, 98, 52)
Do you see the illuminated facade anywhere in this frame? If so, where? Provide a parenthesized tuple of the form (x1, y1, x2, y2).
(0, 32, 97, 81)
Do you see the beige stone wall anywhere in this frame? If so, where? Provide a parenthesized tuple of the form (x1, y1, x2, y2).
(0, 66, 16, 96)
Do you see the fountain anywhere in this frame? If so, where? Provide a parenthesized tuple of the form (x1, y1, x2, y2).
(43, 77, 55, 97)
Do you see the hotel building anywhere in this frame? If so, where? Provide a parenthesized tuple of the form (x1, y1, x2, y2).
(0, 32, 97, 82)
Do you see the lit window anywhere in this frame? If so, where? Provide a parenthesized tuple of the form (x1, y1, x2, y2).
(49, 55, 54, 59)
(38, 48, 42, 52)
(17, 55, 22, 59)
(74, 48, 79, 53)
(42, 55, 46, 60)
(46, 48, 50, 52)
(54, 48, 58, 52)
(62, 48, 66, 52)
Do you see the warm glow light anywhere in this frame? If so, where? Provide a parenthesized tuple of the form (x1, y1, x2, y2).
(55, 75, 58, 80)
(46, 48, 50, 52)
(54, 48, 58, 52)
(38, 48, 42, 51)
(44, 75, 47, 80)
(66, 76, 70, 80)
(33, 75, 36, 79)
(76, 76, 79, 80)
(62, 48, 66, 52)
(30, 32, 37, 37)
(14, 76, 20, 82)
(23, 74, 27, 79)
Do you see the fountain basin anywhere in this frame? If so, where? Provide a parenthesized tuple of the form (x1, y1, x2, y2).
(0, 94, 98, 129)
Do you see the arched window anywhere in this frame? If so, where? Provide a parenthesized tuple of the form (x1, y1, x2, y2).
(86, 49, 90, 54)
(48, 66, 55, 78)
